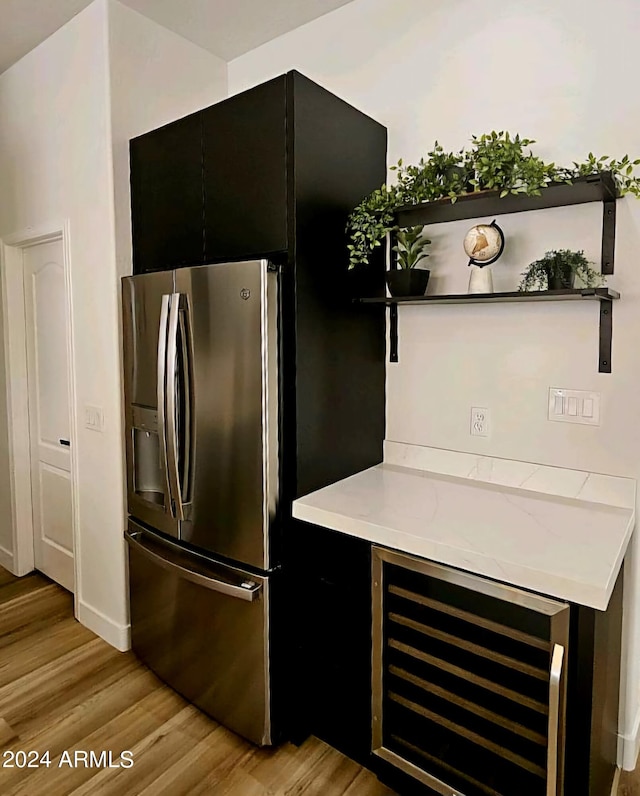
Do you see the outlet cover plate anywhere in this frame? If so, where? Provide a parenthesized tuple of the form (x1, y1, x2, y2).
(470, 407, 490, 437)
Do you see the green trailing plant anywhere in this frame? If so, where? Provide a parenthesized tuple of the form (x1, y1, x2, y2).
(346, 183, 400, 269)
(346, 131, 640, 269)
(556, 152, 640, 197)
(466, 131, 556, 197)
(392, 226, 431, 269)
(392, 142, 468, 204)
(518, 249, 605, 292)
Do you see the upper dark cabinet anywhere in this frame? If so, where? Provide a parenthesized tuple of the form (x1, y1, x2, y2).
(130, 114, 204, 272)
(129, 70, 387, 297)
(203, 76, 288, 261)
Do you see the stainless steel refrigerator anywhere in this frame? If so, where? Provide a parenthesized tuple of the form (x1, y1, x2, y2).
(122, 259, 279, 746)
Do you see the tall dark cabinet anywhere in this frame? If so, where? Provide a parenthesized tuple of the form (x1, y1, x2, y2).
(129, 72, 387, 742)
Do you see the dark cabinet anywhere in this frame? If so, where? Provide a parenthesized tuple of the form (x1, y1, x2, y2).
(290, 522, 372, 764)
(130, 114, 204, 272)
(301, 524, 623, 796)
(202, 76, 288, 260)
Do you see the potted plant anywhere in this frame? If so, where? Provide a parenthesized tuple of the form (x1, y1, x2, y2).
(465, 131, 555, 197)
(386, 226, 431, 297)
(346, 132, 640, 271)
(518, 249, 605, 292)
(347, 133, 555, 270)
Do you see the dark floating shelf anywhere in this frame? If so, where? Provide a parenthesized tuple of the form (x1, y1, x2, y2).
(360, 288, 620, 373)
(360, 288, 620, 306)
(395, 172, 618, 228)
(368, 173, 621, 372)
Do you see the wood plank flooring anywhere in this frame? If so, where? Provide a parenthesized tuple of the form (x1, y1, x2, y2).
(0, 566, 638, 795)
(0, 567, 392, 795)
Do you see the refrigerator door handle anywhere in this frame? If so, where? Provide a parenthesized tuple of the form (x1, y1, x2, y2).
(157, 294, 172, 507)
(166, 292, 183, 520)
(178, 298, 193, 508)
(125, 530, 262, 602)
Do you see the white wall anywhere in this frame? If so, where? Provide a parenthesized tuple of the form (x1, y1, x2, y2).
(0, 0, 125, 643)
(229, 0, 640, 767)
(0, 0, 227, 650)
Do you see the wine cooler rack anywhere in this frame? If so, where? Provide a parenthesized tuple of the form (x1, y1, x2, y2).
(372, 548, 571, 796)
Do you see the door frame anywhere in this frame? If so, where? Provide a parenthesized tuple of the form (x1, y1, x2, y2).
(0, 221, 79, 588)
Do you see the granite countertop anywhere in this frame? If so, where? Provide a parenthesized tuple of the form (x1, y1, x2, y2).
(292, 446, 636, 610)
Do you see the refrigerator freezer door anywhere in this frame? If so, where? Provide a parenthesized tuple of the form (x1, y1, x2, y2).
(122, 272, 179, 538)
(126, 521, 272, 746)
(174, 260, 278, 570)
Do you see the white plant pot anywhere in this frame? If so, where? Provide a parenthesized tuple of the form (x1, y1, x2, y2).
(468, 265, 494, 294)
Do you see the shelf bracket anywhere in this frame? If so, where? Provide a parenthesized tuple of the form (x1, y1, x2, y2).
(601, 199, 616, 275)
(389, 303, 398, 362)
(599, 299, 613, 373)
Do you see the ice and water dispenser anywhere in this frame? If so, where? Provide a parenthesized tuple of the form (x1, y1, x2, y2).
(131, 405, 164, 508)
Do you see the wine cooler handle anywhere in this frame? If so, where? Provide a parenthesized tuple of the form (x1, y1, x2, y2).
(546, 643, 565, 796)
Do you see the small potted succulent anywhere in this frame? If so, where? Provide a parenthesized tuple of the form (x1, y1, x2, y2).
(518, 249, 604, 291)
(387, 226, 431, 297)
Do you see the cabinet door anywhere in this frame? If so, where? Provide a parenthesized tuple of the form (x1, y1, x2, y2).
(130, 113, 204, 274)
(203, 76, 288, 261)
(373, 548, 570, 796)
(287, 521, 372, 764)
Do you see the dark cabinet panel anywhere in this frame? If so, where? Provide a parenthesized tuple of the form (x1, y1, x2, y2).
(203, 76, 288, 261)
(287, 521, 372, 765)
(288, 71, 387, 500)
(130, 114, 204, 273)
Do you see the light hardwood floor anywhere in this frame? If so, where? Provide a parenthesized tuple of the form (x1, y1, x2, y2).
(0, 567, 392, 796)
(0, 566, 636, 795)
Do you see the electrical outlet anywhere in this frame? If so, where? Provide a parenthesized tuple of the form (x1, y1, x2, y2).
(470, 407, 490, 437)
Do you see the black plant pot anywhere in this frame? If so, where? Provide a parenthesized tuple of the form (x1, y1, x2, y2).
(386, 269, 430, 297)
(445, 165, 474, 193)
(547, 266, 575, 290)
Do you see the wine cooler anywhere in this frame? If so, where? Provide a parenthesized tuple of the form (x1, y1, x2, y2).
(372, 547, 571, 796)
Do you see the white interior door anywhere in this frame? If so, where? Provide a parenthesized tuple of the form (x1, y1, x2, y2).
(23, 239, 74, 591)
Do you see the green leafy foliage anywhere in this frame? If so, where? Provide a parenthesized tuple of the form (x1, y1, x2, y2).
(392, 226, 431, 269)
(466, 131, 556, 197)
(346, 131, 640, 269)
(518, 249, 605, 292)
(556, 153, 640, 197)
(345, 183, 400, 269)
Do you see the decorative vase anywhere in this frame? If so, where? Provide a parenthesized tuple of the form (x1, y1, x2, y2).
(468, 265, 493, 294)
(386, 269, 430, 297)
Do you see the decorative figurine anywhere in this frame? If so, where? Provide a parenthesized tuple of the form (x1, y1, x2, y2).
(463, 220, 505, 293)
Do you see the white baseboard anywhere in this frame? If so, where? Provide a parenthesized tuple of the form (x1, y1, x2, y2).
(620, 707, 640, 771)
(0, 544, 15, 574)
(76, 600, 130, 652)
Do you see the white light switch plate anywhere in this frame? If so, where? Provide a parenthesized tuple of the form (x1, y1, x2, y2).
(85, 405, 104, 432)
(548, 388, 600, 426)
